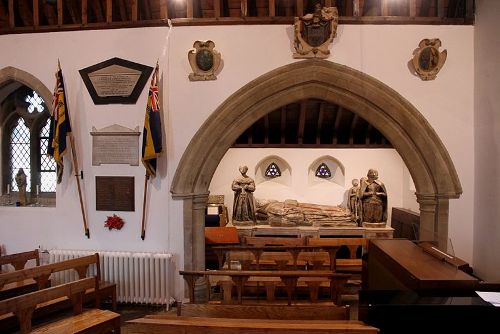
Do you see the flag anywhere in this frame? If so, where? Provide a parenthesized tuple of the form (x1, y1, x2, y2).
(47, 64, 72, 184)
(141, 64, 162, 177)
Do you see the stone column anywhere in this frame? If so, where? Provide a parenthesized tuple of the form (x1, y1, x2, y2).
(435, 196, 450, 252)
(182, 192, 209, 302)
(416, 193, 437, 242)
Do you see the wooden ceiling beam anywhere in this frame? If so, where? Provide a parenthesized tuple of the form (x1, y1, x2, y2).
(90, 0, 105, 22)
(280, 106, 286, 145)
(213, 0, 221, 18)
(298, 101, 306, 145)
(131, 0, 138, 21)
(82, 0, 88, 25)
(8, 0, 14, 28)
(57, 0, 62, 25)
(160, 0, 168, 20)
(106, 0, 112, 23)
(269, 0, 275, 17)
(349, 114, 359, 145)
(316, 102, 325, 145)
(333, 106, 342, 145)
(143, 0, 152, 20)
(365, 124, 372, 146)
(33, 0, 39, 27)
(264, 113, 269, 145)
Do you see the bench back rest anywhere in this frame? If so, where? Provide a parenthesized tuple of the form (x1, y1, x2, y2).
(0, 249, 40, 271)
(0, 253, 100, 290)
(307, 238, 368, 258)
(243, 236, 307, 246)
(177, 302, 350, 320)
(0, 276, 97, 333)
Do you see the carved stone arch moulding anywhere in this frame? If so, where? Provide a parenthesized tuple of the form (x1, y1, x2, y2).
(171, 59, 462, 272)
(0, 67, 52, 105)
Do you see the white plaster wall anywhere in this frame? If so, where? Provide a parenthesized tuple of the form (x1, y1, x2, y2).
(473, 0, 500, 281)
(0, 22, 478, 297)
(209, 148, 407, 225)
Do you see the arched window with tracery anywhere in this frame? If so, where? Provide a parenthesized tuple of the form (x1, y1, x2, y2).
(2, 86, 56, 205)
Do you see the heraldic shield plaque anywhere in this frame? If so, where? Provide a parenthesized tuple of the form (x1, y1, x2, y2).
(293, 4, 339, 59)
(188, 40, 221, 81)
(411, 38, 447, 81)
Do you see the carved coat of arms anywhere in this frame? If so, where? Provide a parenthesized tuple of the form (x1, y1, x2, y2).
(411, 39, 447, 81)
(188, 40, 221, 81)
(293, 4, 339, 59)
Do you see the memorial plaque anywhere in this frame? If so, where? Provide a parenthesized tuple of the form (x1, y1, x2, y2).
(80, 57, 153, 104)
(91, 125, 140, 166)
(96, 176, 135, 211)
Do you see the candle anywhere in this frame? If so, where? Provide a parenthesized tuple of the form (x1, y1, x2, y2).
(7, 184, 10, 195)
(36, 185, 40, 196)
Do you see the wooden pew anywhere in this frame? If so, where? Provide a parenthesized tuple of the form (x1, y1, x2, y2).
(180, 270, 350, 305)
(307, 237, 368, 273)
(174, 302, 351, 320)
(0, 250, 42, 300)
(126, 316, 379, 334)
(0, 276, 120, 334)
(0, 253, 116, 310)
(0, 249, 40, 271)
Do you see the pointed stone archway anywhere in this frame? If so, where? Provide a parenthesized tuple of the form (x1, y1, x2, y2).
(171, 59, 462, 272)
(0, 66, 52, 103)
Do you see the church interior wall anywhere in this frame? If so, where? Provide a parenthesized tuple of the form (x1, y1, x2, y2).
(0, 20, 484, 290)
(209, 148, 411, 225)
(473, 0, 500, 281)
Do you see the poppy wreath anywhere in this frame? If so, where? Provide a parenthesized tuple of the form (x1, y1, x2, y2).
(104, 214, 125, 230)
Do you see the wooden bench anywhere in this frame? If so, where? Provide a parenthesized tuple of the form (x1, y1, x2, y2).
(0, 253, 116, 310)
(180, 270, 350, 305)
(0, 276, 120, 333)
(126, 316, 379, 334)
(0, 250, 42, 300)
(307, 237, 368, 273)
(0, 249, 40, 271)
(175, 302, 351, 320)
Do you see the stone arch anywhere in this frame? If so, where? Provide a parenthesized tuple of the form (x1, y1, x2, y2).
(0, 67, 52, 104)
(171, 59, 462, 271)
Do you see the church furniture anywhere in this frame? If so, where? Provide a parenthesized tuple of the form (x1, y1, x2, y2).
(391, 207, 420, 240)
(0, 249, 42, 300)
(179, 270, 350, 305)
(126, 316, 379, 334)
(359, 239, 498, 334)
(0, 276, 120, 334)
(0, 253, 116, 310)
(0, 249, 40, 271)
(307, 237, 368, 274)
(174, 302, 351, 320)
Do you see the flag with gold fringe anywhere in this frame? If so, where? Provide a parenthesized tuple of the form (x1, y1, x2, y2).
(47, 63, 72, 184)
(141, 63, 162, 177)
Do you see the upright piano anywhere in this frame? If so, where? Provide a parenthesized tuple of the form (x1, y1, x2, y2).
(359, 239, 499, 334)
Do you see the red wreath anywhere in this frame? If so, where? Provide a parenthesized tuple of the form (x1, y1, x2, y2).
(104, 214, 125, 230)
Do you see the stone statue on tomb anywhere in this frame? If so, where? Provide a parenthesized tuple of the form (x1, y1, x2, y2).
(347, 179, 361, 225)
(359, 169, 388, 227)
(15, 168, 27, 206)
(231, 165, 256, 225)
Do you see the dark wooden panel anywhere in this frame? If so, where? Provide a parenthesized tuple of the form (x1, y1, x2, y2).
(95, 176, 134, 211)
(391, 207, 419, 240)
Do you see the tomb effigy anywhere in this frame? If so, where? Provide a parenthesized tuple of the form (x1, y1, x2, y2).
(255, 199, 355, 227)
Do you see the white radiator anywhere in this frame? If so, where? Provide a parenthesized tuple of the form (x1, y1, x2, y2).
(48, 249, 173, 305)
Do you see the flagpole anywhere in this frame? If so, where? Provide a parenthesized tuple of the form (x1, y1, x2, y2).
(141, 174, 150, 240)
(69, 134, 90, 238)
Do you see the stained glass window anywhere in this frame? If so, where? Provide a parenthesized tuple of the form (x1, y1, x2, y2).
(315, 163, 331, 178)
(265, 162, 281, 178)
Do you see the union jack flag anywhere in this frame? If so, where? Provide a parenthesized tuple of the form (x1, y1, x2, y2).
(47, 65, 72, 183)
(141, 64, 162, 177)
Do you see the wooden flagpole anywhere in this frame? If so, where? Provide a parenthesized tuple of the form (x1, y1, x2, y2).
(57, 60, 89, 238)
(141, 174, 150, 240)
(69, 134, 90, 238)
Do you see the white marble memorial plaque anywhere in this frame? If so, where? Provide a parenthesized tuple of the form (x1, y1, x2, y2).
(88, 65, 141, 97)
(91, 125, 141, 166)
